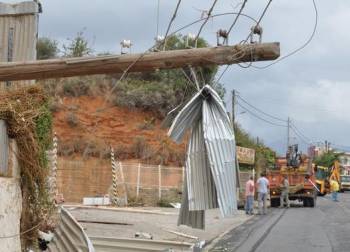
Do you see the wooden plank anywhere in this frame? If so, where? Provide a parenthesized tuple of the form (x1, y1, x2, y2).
(0, 42, 280, 81)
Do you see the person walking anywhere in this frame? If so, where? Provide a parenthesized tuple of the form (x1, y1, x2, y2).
(257, 172, 269, 215)
(280, 174, 290, 208)
(330, 179, 339, 202)
(245, 176, 255, 215)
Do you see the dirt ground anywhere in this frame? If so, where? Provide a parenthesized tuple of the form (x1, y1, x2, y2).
(66, 206, 251, 245)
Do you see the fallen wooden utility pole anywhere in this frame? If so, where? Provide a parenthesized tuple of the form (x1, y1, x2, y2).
(0, 42, 279, 81)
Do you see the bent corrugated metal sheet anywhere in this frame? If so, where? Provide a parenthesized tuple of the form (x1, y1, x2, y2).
(48, 207, 95, 252)
(169, 85, 238, 228)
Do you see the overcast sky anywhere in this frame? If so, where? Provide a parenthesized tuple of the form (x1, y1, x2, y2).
(5, 0, 349, 154)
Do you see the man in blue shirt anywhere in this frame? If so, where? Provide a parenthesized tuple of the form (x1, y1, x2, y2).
(257, 172, 269, 215)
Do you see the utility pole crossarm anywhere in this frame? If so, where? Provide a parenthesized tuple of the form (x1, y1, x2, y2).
(0, 42, 280, 81)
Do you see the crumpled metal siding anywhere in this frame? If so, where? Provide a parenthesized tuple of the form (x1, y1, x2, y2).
(169, 85, 238, 228)
(202, 98, 237, 216)
(186, 120, 218, 211)
(178, 174, 205, 229)
(0, 2, 38, 89)
(48, 207, 95, 252)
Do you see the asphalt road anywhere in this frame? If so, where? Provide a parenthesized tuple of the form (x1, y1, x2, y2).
(208, 192, 350, 252)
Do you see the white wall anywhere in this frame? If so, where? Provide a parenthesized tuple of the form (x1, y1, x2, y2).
(0, 178, 22, 252)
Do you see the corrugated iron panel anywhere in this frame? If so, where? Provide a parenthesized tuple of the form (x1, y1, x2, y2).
(186, 120, 218, 211)
(202, 96, 237, 216)
(90, 236, 194, 252)
(48, 207, 95, 252)
(169, 85, 238, 228)
(0, 2, 38, 89)
(178, 174, 205, 229)
(0, 120, 9, 175)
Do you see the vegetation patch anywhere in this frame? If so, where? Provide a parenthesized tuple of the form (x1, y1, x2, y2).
(0, 86, 54, 248)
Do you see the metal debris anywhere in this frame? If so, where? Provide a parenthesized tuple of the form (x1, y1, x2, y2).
(169, 85, 238, 229)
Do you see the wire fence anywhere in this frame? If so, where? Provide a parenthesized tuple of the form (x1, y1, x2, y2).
(56, 158, 185, 204)
(56, 156, 253, 205)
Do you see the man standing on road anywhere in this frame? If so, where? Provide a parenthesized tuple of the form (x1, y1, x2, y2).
(280, 174, 290, 208)
(257, 172, 269, 215)
(245, 176, 255, 215)
(330, 179, 339, 202)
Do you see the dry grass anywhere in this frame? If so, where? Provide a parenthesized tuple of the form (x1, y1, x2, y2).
(0, 86, 54, 247)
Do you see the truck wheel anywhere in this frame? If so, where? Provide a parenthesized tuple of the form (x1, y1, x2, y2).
(309, 198, 315, 207)
(303, 198, 309, 207)
(271, 198, 280, 207)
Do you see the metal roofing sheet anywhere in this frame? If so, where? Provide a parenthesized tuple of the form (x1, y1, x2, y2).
(0, 2, 38, 88)
(169, 85, 238, 228)
(48, 207, 95, 252)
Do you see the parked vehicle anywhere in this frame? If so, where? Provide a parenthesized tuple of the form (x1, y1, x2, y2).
(315, 160, 341, 195)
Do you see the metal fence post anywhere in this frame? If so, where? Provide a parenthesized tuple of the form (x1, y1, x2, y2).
(136, 163, 141, 198)
(158, 164, 162, 200)
(110, 147, 119, 206)
(119, 162, 128, 205)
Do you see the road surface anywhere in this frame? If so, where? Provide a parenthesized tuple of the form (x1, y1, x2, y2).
(208, 192, 350, 252)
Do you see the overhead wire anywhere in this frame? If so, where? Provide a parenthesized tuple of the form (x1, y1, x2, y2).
(194, 0, 219, 47)
(236, 93, 286, 122)
(215, 0, 273, 84)
(290, 122, 312, 143)
(236, 101, 288, 127)
(163, 0, 182, 50)
(290, 126, 310, 145)
(226, 0, 248, 40)
(252, 0, 318, 69)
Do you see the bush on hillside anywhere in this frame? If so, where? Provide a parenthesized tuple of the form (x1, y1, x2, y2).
(37, 37, 59, 60)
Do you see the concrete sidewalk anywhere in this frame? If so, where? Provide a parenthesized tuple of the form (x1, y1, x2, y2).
(66, 205, 252, 246)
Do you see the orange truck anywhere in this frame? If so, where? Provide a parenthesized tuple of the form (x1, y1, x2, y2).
(267, 156, 317, 208)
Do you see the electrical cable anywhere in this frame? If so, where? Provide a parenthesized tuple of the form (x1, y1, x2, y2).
(156, 0, 160, 36)
(194, 0, 219, 47)
(252, 0, 318, 69)
(290, 122, 312, 142)
(163, 0, 182, 50)
(226, 0, 248, 42)
(290, 126, 310, 145)
(236, 101, 288, 127)
(0, 221, 42, 239)
(215, 0, 273, 83)
(236, 94, 286, 122)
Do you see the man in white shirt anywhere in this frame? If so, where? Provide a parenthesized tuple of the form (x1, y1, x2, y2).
(256, 172, 269, 215)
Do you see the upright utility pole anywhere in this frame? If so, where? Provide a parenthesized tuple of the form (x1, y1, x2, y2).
(287, 117, 290, 150)
(231, 90, 236, 128)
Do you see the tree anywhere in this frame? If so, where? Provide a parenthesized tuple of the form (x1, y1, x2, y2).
(314, 150, 342, 167)
(235, 123, 276, 170)
(63, 30, 92, 57)
(36, 37, 59, 60)
(114, 34, 226, 117)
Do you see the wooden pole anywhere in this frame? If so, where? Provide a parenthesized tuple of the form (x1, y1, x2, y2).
(0, 43, 280, 81)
